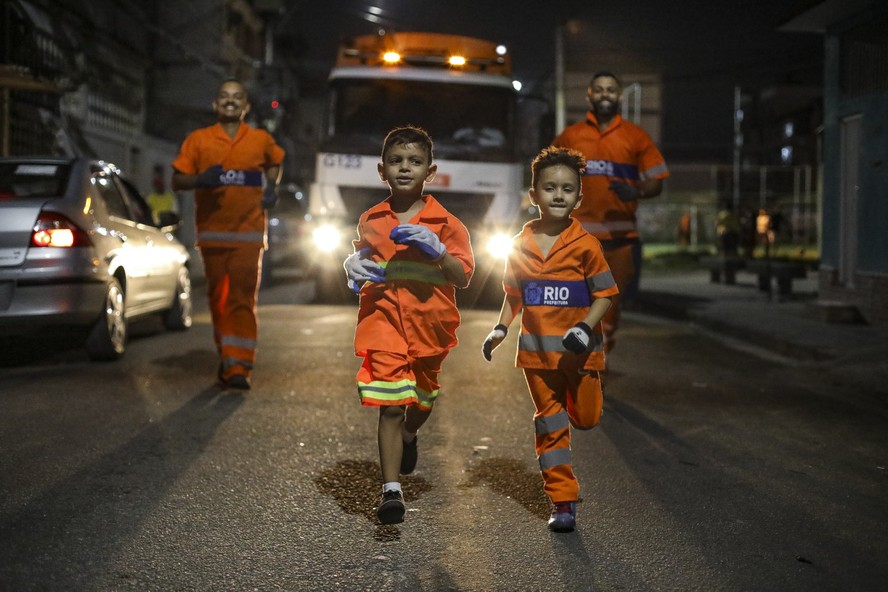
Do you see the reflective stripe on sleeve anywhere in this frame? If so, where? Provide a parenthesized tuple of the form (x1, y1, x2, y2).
(586, 269, 617, 292)
(641, 162, 669, 179)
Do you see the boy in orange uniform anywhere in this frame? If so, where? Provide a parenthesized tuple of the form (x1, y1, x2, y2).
(482, 146, 617, 532)
(172, 78, 284, 390)
(343, 126, 474, 524)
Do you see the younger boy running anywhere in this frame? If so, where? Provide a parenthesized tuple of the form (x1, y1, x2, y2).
(482, 146, 617, 532)
(344, 126, 474, 524)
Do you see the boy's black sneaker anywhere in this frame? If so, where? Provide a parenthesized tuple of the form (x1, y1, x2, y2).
(547, 501, 576, 533)
(400, 436, 418, 475)
(376, 490, 405, 524)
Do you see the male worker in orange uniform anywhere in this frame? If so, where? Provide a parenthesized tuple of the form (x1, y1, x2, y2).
(172, 78, 284, 390)
(553, 71, 668, 354)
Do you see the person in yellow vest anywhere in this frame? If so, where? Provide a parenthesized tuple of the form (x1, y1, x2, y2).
(145, 167, 179, 225)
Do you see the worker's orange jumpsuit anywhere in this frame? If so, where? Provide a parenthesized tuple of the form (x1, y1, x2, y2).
(553, 112, 668, 352)
(172, 122, 284, 382)
(504, 218, 619, 504)
(353, 195, 474, 411)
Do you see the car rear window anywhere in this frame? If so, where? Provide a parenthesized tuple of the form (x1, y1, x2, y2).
(0, 162, 72, 200)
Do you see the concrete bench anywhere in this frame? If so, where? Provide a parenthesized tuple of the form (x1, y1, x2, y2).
(699, 255, 746, 285)
(745, 259, 808, 297)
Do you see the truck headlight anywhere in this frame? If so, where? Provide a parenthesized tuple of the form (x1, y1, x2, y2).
(312, 224, 343, 253)
(485, 232, 513, 260)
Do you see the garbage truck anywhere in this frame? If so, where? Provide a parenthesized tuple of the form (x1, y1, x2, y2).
(306, 31, 528, 304)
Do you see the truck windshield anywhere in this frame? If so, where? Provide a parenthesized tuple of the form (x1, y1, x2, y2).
(325, 78, 516, 162)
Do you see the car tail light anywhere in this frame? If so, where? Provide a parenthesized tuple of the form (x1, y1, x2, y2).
(31, 212, 92, 248)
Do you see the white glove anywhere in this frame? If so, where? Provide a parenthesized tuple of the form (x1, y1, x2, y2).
(389, 224, 447, 261)
(344, 248, 385, 293)
(482, 324, 508, 361)
(562, 322, 593, 354)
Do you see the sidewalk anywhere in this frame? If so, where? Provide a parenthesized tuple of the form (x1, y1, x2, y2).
(631, 268, 888, 397)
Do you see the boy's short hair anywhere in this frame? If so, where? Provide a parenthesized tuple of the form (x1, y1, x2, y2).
(382, 126, 434, 161)
(590, 70, 621, 88)
(531, 146, 587, 189)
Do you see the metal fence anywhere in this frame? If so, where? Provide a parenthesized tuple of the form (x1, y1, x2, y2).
(638, 163, 819, 251)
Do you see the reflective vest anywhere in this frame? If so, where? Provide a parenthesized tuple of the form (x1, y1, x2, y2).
(504, 218, 619, 371)
(172, 122, 285, 248)
(353, 194, 475, 358)
(553, 113, 669, 240)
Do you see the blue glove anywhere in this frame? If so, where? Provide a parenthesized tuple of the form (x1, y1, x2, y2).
(390, 224, 447, 261)
(609, 181, 639, 202)
(343, 248, 385, 293)
(261, 185, 278, 209)
(195, 164, 224, 188)
(562, 322, 593, 354)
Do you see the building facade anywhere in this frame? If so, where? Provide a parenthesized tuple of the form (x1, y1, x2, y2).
(783, 0, 888, 324)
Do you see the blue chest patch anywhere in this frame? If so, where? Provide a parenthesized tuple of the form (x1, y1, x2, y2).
(522, 280, 590, 307)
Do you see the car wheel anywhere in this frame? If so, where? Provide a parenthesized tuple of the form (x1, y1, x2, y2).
(85, 277, 127, 361)
(163, 266, 193, 330)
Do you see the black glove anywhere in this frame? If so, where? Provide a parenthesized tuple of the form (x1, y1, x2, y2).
(562, 322, 593, 354)
(609, 181, 639, 202)
(482, 324, 508, 362)
(261, 185, 278, 209)
(195, 165, 224, 188)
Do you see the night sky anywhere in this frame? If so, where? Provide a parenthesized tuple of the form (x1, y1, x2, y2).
(279, 0, 824, 161)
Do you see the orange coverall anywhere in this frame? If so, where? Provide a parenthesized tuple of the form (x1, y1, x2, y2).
(504, 218, 619, 503)
(353, 195, 474, 411)
(553, 112, 668, 352)
(172, 122, 284, 381)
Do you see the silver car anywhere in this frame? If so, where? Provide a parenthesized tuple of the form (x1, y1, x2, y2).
(0, 157, 192, 360)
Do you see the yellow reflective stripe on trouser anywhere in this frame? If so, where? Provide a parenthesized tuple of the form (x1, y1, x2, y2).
(380, 261, 449, 284)
(358, 377, 416, 403)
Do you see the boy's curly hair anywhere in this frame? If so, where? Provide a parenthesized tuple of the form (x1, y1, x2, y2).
(531, 146, 587, 189)
(382, 125, 434, 162)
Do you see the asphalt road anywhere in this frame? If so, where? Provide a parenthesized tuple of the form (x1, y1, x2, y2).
(1, 279, 886, 591)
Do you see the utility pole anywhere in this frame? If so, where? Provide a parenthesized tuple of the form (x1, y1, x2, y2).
(733, 86, 742, 210)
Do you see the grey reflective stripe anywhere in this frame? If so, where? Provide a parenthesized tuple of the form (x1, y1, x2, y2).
(222, 335, 257, 350)
(581, 220, 636, 234)
(381, 261, 448, 285)
(535, 411, 569, 435)
(539, 447, 571, 470)
(198, 231, 265, 243)
(642, 162, 668, 179)
(222, 357, 253, 370)
(586, 270, 616, 291)
(519, 332, 604, 353)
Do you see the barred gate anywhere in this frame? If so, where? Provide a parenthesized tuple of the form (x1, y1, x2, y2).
(637, 163, 818, 251)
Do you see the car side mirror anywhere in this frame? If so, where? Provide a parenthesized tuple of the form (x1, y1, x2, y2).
(157, 211, 181, 228)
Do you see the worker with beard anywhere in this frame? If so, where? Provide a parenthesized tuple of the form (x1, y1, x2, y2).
(552, 71, 669, 355)
(172, 78, 284, 390)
